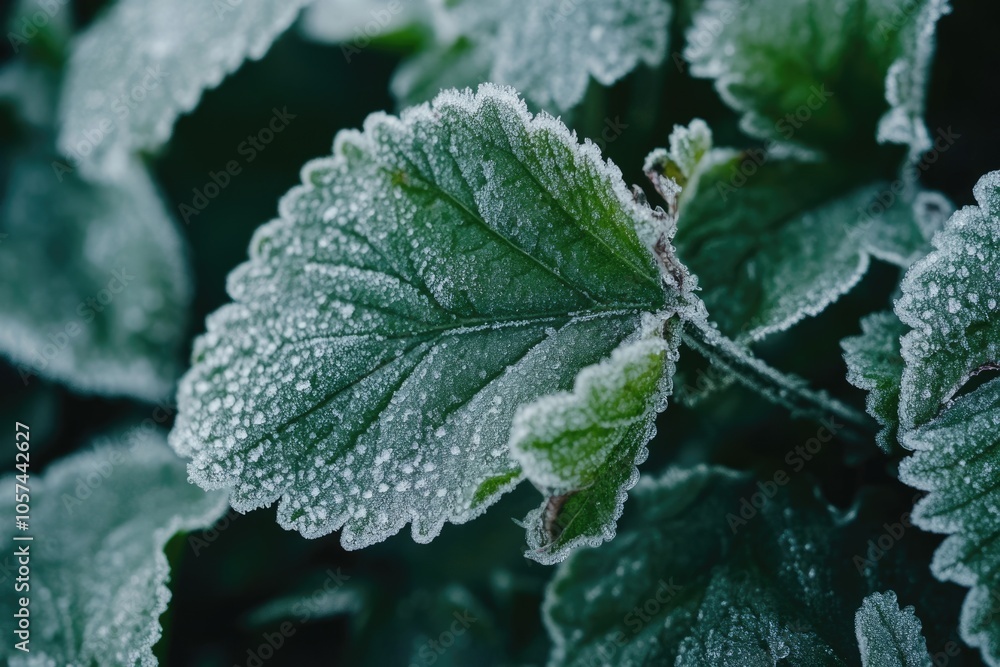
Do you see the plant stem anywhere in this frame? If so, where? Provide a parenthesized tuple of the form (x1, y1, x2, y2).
(682, 315, 875, 435)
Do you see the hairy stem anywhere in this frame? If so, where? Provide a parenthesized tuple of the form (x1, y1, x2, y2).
(682, 315, 875, 435)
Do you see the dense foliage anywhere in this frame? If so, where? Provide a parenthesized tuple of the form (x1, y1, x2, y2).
(1, 0, 998, 664)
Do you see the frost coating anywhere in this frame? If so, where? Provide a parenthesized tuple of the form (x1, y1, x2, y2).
(388, 0, 670, 110)
(0, 155, 191, 401)
(663, 121, 937, 340)
(685, 0, 944, 158)
(512, 334, 668, 490)
(896, 171, 1000, 430)
(682, 303, 870, 429)
(0, 68, 192, 401)
(643, 118, 713, 196)
(300, 0, 425, 44)
(0, 433, 228, 667)
(899, 378, 1000, 666)
(491, 0, 670, 110)
(515, 316, 681, 564)
(877, 0, 952, 164)
(58, 0, 310, 179)
(893, 173, 1000, 666)
(855, 591, 932, 667)
(171, 85, 683, 550)
(842, 312, 908, 453)
(545, 467, 929, 667)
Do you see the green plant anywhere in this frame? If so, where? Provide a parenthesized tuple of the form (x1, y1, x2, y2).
(3, 0, 999, 664)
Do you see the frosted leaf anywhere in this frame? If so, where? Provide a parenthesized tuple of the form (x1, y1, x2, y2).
(361, 584, 499, 665)
(898, 378, 1000, 665)
(392, 35, 495, 110)
(385, 0, 670, 111)
(892, 172, 1000, 666)
(171, 85, 686, 550)
(896, 171, 1000, 430)
(842, 312, 908, 453)
(876, 0, 952, 164)
(246, 579, 364, 628)
(545, 467, 932, 667)
(855, 591, 932, 667)
(490, 0, 671, 110)
(0, 61, 59, 129)
(644, 118, 713, 194)
(299, 0, 426, 44)
(656, 121, 941, 341)
(685, 0, 947, 158)
(0, 431, 228, 667)
(513, 317, 680, 564)
(58, 0, 310, 179)
(863, 190, 953, 267)
(0, 68, 192, 402)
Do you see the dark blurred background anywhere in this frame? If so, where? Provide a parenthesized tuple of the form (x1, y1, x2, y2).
(1, 0, 998, 664)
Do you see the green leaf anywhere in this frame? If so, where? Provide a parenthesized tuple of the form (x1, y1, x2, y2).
(545, 466, 934, 666)
(898, 378, 1000, 666)
(171, 85, 684, 550)
(490, 0, 671, 111)
(58, 0, 310, 179)
(387, 0, 671, 110)
(842, 312, 908, 453)
(0, 431, 228, 667)
(246, 576, 365, 628)
(876, 0, 952, 164)
(300, 0, 426, 45)
(892, 172, 1000, 666)
(855, 591, 932, 667)
(0, 65, 192, 402)
(355, 584, 502, 666)
(4, 0, 72, 65)
(896, 171, 1000, 431)
(392, 35, 494, 110)
(684, 0, 949, 159)
(0, 150, 192, 401)
(513, 317, 681, 564)
(655, 121, 948, 340)
(512, 327, 672, 490)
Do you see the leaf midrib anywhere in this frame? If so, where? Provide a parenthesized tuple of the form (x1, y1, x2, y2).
(286, 305, 654, 347)
(237, 307, 649, 471)
(392, 148, 663, 307)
